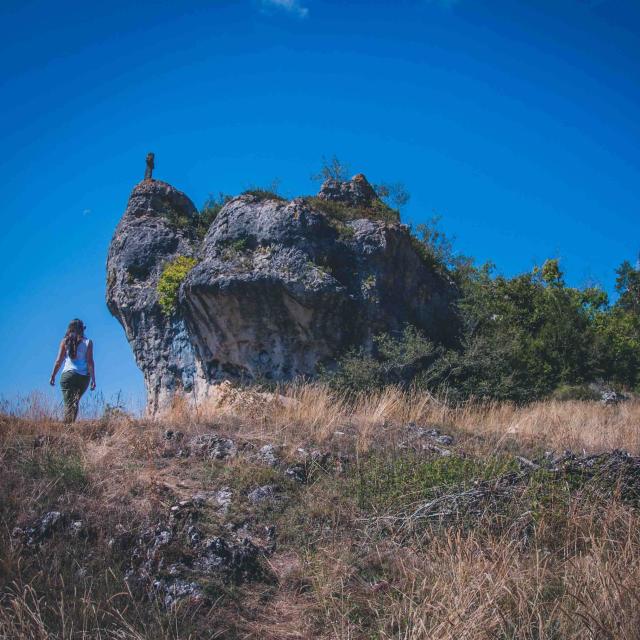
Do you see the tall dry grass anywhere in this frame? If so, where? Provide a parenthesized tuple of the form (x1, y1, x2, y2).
(2, 385, 640, 639)
(164, 383, 640, 456)
(287, 502, 640, 640)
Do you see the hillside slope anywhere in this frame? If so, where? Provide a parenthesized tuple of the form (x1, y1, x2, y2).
(2, 388, 640, 639)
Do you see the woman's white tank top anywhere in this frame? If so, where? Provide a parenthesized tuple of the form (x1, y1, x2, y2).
(62, 338, 90, 376)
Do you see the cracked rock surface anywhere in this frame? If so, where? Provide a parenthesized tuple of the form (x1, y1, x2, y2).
(107, 175, 459, 411)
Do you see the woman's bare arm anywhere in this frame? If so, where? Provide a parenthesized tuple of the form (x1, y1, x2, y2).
(86, 340, 96, 390)
(49, 340, 66, 385)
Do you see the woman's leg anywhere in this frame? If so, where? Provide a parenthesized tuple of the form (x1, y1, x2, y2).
(60, 372, 90, 422)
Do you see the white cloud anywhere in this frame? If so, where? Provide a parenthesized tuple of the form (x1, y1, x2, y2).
(261, 0, 309, 18)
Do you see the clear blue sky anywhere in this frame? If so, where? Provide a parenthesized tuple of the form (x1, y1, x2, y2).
(1, 0, 638, 410)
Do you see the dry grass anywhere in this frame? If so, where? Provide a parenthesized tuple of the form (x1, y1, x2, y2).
(172, 383, 640, 456)
(1, 386, 640, 639)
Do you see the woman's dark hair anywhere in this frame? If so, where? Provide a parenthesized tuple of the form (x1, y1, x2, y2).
(64, 319, 85, 359)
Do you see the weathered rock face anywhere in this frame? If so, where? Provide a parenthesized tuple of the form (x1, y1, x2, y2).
(107, 174, 459, 411)
(317, 173, 378, 207)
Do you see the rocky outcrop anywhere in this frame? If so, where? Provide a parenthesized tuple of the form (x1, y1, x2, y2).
(107, 174, 460, 411)
(317, 173, 378, 207)
(107, 180, 203, 410)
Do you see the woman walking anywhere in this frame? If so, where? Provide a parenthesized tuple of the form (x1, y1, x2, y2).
(49, 319, 96, 422)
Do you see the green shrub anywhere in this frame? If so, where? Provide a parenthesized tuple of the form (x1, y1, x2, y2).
(242, 178, 285, 202)
(311, 155, 351, 182)
(324, 326, 437, 393)
(162, 206, 192, 230)
(228, 238, 248, 252)
(408, 216, 472, 276)
(551, 384, 601, 402)
(219, 237, 250, 260)
(353, 452, 516, 512)
(156, 256, 198, 316)
(306, 196, 399, 227)
(195, 193, 232, 239)
(242, 189, 285, 202)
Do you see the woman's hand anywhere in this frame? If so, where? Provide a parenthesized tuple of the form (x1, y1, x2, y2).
(90, 379, 96, 391)
(49, 375, 55, 386)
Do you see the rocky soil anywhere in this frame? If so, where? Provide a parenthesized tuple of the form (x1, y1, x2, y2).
(3, 393, 640, 639)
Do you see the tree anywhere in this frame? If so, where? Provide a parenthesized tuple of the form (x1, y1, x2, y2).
(311, 155, 351, 182)
(374, 182, 411, 212)
(615, 259, 640, 314)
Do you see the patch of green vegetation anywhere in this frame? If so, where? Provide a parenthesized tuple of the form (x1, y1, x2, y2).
(240, 178, 285, 202)
(201, 576, 240, 602)
(197, 461, 284, 496)
(20, 451, 88, 491)
(225, 237, 249, 253)
(218, 237, 251, 261)
(326, 247, 640, 402)
(311, 154, 351, 182)
(323, 325, 437, 393)
(162, 206, 192, 230)
(353, 452, 517, 512)
(551, 384, 601, 401)
(156, 256, 198, 316)
(306, 196, 400, 228)
(195, 193, 233, 239)
(242, 189, 286, 202)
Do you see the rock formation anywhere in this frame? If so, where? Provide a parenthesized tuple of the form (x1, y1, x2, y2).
(107, 174, 459, 411)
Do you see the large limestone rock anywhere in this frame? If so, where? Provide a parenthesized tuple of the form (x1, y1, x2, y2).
(107, 174, 459, 411)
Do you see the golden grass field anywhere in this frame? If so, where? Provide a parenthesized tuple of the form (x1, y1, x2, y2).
(1, 385, 639, 639)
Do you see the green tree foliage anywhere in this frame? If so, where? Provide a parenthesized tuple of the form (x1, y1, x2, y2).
(327, 240, 640, 400)
(615, 259, 640, 314)
(311, 155, 351, 182)
(156, 256, 198, 317)
(374, 182, 411, 213)
(324, 326, 438, 393)
(440, 259, 610, 401)
(196, 193, 233, 239)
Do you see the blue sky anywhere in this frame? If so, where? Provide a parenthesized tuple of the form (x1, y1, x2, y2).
(1, 0, 638, 410)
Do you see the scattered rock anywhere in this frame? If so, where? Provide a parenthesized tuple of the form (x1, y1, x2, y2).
(12, 511, 93, 547)
(428, 445, 453, 457)
(601, 390, 626, 405)
(170, 500, 197, 521)
(127, 526, 267, 607)
(193, 487, 233, 514)
(14, 511, 66, 546)
(215, 487, 234, 512)
(285, 463, 307, 483)
(188, 434, 237, 459)
(516, 456, 539, 470)
(186, 525, 202, 546)
(256, 444, 280, 467)
(389, 450, 640, 529)
(152, 577, 203, 609)
(247, 485, 278, 504)
(401, 423, 455, 451)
